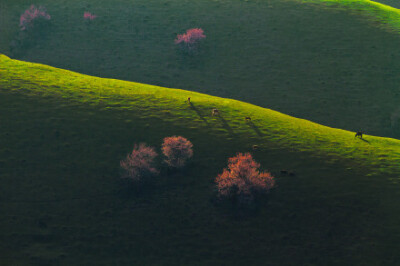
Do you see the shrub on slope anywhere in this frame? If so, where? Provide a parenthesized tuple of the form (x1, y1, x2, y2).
(162, 136, 193, 168)
(216, 153, 275, 205)
(120, 143, 159, 181)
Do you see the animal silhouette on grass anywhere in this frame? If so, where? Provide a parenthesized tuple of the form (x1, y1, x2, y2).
(212, 108, 220, 116)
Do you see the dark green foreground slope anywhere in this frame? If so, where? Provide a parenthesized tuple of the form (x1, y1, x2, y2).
(1, 55, 400, 264)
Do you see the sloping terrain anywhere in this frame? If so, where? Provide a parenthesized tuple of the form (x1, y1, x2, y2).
(1, 55, 400, 264)
(374, 0, 400, 8)
(2, 0, 400, 138)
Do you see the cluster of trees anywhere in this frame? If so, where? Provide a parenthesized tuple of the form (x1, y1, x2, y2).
(120, 136, 275, 206)
(19, 5, 98, 30)
(18, 5, 271, 206)
(120, 136, 194, 181)
(16, 5, 206, 54)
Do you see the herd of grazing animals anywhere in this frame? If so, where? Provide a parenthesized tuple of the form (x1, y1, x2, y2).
(186, 97, 365, 176)
(188, 97, 366, 140)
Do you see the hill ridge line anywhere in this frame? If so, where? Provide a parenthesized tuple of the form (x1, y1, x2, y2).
(2, 54, 400, 176)
(300, 0, 400, 32)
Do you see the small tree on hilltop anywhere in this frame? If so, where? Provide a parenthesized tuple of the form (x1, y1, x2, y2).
(120, 143, 159, 181)
(83, 12, 97, 21)
(162, 136, 193, 168)
(216, 153, 275, 204)
(11, 5, 51, 55)
(20, 5, 51, 31)
(175, 28, 206, 52)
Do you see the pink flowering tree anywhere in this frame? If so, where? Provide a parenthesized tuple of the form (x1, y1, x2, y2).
(19, 5, 51, 31)
(120, 143, 159, 181)
(216, 153, 275, 204)
(161, 136, 193, 168)
(83, 12, 97, 21)
(175, 28, 206, 51)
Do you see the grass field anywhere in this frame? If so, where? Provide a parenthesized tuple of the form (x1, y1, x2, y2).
(2, 0, 400, 139)
(375, 0, 400, 8)
(303, 0, 400, 29)
(2, 54, 400, 264)
(3, 0, 400, 264)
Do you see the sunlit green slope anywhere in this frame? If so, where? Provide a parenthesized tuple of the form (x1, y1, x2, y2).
(3, 0, 400, 140)
(302, 0, 400, 32)
(1, 54, 399, 175)
(3, 55, 400, 264)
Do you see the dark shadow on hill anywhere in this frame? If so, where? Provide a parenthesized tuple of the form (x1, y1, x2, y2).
(359, 138, 370, 144)
(210, 193, 272, 219)
(189, 102, 209, 126)
(10, 23, 52, 58)
(217, 115, 235, 136)
(117, 178, 155, 200)
(247, 120, 264, 137)
(176, 44, 208, 70)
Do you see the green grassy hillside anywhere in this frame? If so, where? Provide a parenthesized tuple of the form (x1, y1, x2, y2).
(2, 54, 400, 174)
(303, 0, 400, 30)
(2, 54, 400, 264)
(374, 0, 400, 8)
(3, 0, 400, 139)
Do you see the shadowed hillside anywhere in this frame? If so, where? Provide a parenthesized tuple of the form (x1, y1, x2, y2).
(1, 55, 400, 264)
(2, 0, 400, 139)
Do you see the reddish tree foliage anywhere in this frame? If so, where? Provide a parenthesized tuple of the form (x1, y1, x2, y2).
(20, 5, 51, 31)
(161, 136, 193, 168)
(120, 143, 159, 181)
(216, 153, 275, 200)
(83, 12, 97, 20)
(175, 28, 206, 50)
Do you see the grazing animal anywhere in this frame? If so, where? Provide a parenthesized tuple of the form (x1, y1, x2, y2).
(188, 97, 191, 103)
(280, 170, 288, 175)
(355, 131, 363, 138)
(211, 108, 220, 116)
(245, 116, 251, 121)
(289, 172, 296, 176)
(252, 145, 259, 150)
